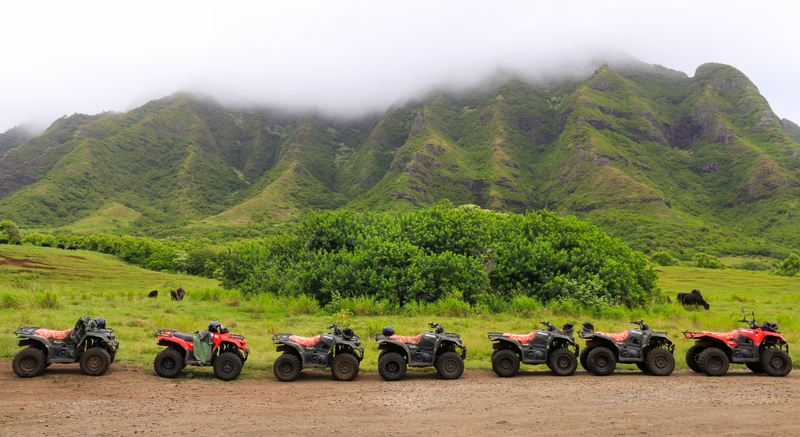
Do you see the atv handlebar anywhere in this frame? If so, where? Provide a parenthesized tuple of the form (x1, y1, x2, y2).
(540, 321, 557, 331)
(630, 320, 650, 330)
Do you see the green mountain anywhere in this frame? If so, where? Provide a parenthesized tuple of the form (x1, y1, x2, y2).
(1, 61, 799, 257)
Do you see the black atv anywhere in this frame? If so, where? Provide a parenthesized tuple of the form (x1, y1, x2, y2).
(578, 320, 675, 376)
(272, 323, 365, 382)
(12, 317, 119, 377)
(374, 322, 467, 381)
(487, 321, 579, 377)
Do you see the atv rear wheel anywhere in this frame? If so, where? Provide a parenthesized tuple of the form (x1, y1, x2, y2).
(214, 352, 243, 380)
(586, 347, 616, 376)
(331, 353, 359, 381)
(273, 353, 301, 382)
(154, 348, 184, 378)
(80, 347, 111, 376)
(635, 362, 649, 373)
(579, 346, 595, 371)
(378, 352, 406, 381)
(491, 349, 520, 378)
(12, 347, 46, 378)
(685, 346, 705, 373)
(761, 348, 792, 377)
(548, 348, 578, 376)
(646, 348, 675, 376)
(435, 352, 464, 380)
(698, 347, 729, 376)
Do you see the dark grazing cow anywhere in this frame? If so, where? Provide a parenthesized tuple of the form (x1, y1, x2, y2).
(15, 240, 21, 245)
(170, 288, 186, 301)
(148, 290, 158, 298)
(0, 239, 8, 244)
(67, 246, 77, 251)
(57, 244, 66, 249)
(415, 293, 439, 303)
(41, 243, 52, 248)
(677, 289, 710, 310)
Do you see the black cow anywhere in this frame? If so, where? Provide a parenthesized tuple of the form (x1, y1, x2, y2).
(41, 243, 52, 248)
(57, 244, 66, 249)
(67, 246, 77, 251)
(148, 290, 158, 298)
(15, 240, 21, 245)
(415, 293, 439, 303)
(677, 289, 710, 310)
(0, 239, 8, 244)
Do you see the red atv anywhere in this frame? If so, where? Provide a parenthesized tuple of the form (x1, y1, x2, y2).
(683, 309, 791, 377)
(153, 321, 249, 380)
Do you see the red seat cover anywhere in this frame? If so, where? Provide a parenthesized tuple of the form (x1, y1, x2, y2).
(503, 332, 536, 343)
(391, 333, 424, 344)
(35, 328, 72, 340)
(289, 334, 321, 347)
(596, 330, 630, 342)
(702, 329, 741, 341)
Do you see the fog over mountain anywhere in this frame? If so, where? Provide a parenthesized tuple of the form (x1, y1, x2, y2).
(1, 0, 798, 132)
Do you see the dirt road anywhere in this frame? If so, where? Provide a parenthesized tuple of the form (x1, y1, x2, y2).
(1, 362, 798, 436)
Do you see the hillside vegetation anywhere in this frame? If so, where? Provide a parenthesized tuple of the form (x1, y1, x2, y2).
(1, 61, 799, 259)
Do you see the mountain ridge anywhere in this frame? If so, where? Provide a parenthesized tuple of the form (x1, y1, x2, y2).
(1, 60, 798, 257)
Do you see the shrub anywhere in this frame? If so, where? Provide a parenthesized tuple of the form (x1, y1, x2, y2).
(649, 251, 679, 266)
(776, 253, 800, 277)
(694, 253, 725, 269)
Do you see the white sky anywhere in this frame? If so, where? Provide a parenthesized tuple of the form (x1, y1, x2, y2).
(1, 0, 798, 133)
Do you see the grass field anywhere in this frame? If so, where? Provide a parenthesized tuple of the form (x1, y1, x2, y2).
(1, 244, 798, 378)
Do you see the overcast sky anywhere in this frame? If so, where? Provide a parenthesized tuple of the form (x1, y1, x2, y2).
(1, 0, 798, 134)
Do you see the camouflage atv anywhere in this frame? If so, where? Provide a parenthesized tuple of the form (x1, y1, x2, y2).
(488, 321, 579, 377)
(374, 322, 467, 381)
(272, 323, 364, 381)
(12, 317, 119, 377)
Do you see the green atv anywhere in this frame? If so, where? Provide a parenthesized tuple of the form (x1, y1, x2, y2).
(12, 317, 119, 377)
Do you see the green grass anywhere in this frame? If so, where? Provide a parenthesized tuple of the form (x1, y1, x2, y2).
(1, 245, 798, 378)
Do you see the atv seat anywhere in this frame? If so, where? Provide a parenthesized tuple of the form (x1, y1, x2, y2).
(289, 335, 321, 347)
(503, 332, 536, 343)
(595, 331, 630, 342)
(699, 329, 741, 341)
(391, 333, 424, 344)
(172, 332, 195, 342)
(35, 328, 73, 340)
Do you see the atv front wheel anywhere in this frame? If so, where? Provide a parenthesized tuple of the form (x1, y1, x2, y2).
(154, 348, 184, 378)
(579, 346, 595, 371)
(214, 352, 244, 380)
(331, 353, 359, 381)
(698, 347, 729, 377)
(80, 347, 111, 376)
(635, 362, 649, 373)
(685, 346, 705, 373)
(491, 349, 520, 378)
(378, 352, 407, 381)
(587, 347, 616, 376)
(273, 353, 301, 382)
(548, 348, 577, 376)
(761, 348, 792, 377)
(12, 347, 46, 378)
(436, 352, 464, 380)
(646, 348, 675, 376)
